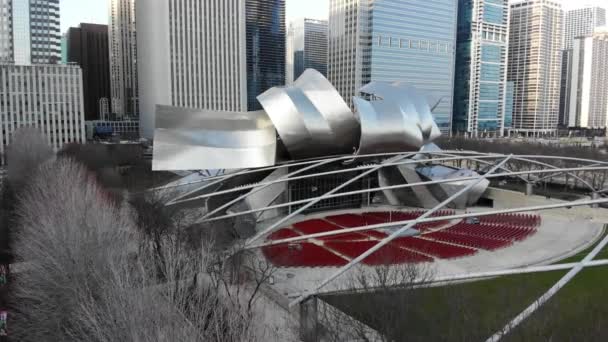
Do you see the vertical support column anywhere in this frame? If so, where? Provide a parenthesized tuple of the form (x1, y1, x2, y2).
(591, 192, 600, 208)
(300, 296, 319, 342)
(525, 183, 534, 196)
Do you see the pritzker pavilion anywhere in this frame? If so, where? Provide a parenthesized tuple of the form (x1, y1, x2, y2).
(151, 70, 608, 341)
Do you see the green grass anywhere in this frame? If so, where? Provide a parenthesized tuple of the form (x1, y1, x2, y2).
(322, 225, 608, 341)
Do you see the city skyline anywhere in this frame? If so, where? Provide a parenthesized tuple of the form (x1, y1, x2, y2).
(61, 0, 607, 33)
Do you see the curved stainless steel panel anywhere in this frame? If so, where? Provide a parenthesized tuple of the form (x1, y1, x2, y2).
(257, 69, 359, 159)
(152, 105, 276, 171)
(417, 165, 489, 209)
(357, 82, 442, 155)
(354, 97, 424, 155)
(294, 69, 360, 151)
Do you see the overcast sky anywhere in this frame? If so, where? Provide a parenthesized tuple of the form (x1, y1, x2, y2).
(60, 0, 607, 33)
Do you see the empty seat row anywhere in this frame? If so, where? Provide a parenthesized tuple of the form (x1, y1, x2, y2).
(392, 237, 477, 259)
(262, 243, 348, 267)
(446, 223, 536, 242)
(479, 213, 541, 227)
(426, 231, 512, 251)
(324, 241, 432, 265)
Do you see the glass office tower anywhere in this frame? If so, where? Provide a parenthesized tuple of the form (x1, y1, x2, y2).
(368, 0, 458, 133)
(246, 0, 286, 111)
(453, 0, 509, 136)
(329, 0, 458, 133)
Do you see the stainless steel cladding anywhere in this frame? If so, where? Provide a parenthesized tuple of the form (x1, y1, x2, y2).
(416, 165, 490, 209)
(152, 105, 277, 171)
(257, 69, 360, 159)
(355, 82, 442, 155)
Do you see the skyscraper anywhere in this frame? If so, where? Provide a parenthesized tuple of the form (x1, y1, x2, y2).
(0, 0, 61, 65)
(0, 1, 84, 162)
(453, 0, 510, 137)
(246, 0, 286, 111)
(11, 0, 31, 64)
(0, 64, 86, 162)
(328, 0, 369, 110)
(566, 29, 608, 129)
(137, 0, 285, 140)
(67, 24, 111, 121)
(564, 7, 606, 50)
(560, 6, 606, 126)
(507, 0, 562, 136)
(328, 0, 458, 133)
(0, 0, 12, 63)
(286, 18, 328, 84)
(109, 0, 138, 118)
(28, 0, 60, 64)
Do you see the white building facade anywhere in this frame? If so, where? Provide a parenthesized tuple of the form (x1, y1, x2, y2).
(328, 0, 371, 110)
(507, 0, 562, 135)
(560, 6, 606, 126)
(109, 0, 139, 118)
(567, 30, 608, 129)
(137, 0, 248, 140)
(564, 7, 606, 50)
(0, 64, 86, 160)
(138, 0, 286, 140)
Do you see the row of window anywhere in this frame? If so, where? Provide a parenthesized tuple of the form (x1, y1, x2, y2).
(373, 35, 453, 53)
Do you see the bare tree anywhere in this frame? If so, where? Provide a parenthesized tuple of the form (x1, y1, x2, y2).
(11, 158, 284, 341)
(129, 190, 282, 340)
(11, 158, 135, 341)
(5, 127, 54, 188)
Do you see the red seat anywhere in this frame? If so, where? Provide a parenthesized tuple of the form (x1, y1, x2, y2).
(325, 214, 384, 228)
(293, 219, 342, 234)
(262, 243, 347, 267)
(325, 241, 432, 265)
(392, 237, 477, 259)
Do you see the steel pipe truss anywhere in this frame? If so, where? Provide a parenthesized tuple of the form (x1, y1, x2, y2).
(152, 151, 608, 341)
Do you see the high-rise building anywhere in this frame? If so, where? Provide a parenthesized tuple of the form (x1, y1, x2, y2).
(137, 0, 285, 140)
(0, 0, 12, 63)
(453, 0, 510, 137)
(0, 64, 86, 162)
(328, 0, 458, 133)
(328, 0, 369, 111)
(246, 0, 286, 111)
(507, 0, 562, 136)
(28, 0, 60, 64)
(559, 7, 606, 126)
(109, 0, 138, 118)
(60, 32, 67, 64)
(11, 0, 32, 64)
(286, 18, 328, 84)
(564, 7, 606, 50)
(0, 0, 61, 65)
(67, 24, 111, 121)
(566, 29, 608, 129)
